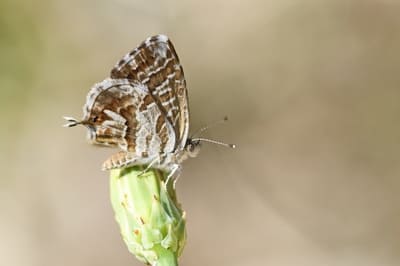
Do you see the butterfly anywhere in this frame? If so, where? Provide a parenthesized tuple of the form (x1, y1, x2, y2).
(65, 35, 195, 178)
(64, 34, 234, 179)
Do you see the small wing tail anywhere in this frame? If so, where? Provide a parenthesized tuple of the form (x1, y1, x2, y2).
(63, 116, 80, 127)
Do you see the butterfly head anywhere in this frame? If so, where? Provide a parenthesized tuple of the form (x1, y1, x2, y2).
(185, 138, 202, 158)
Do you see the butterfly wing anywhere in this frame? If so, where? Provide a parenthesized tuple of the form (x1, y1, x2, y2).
(110, 34, 189, 151)
(82, 78, 176, 157)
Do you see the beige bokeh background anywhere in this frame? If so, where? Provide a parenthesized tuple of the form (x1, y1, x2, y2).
(1, 0, 400, 265)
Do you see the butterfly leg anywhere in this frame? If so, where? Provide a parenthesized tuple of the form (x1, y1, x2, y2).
(165, 164, 181, 188)
(172, 165, 182, 190)
(137, 157, 160, 176)
(102, 151, 141, 170)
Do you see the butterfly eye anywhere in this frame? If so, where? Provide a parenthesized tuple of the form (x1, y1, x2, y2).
(92, 116, 98, 123)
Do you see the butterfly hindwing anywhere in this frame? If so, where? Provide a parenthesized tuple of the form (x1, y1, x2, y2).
(82, 79, 176, 157)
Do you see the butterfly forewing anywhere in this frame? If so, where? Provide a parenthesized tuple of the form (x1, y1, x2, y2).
(110, 35, 189, 150)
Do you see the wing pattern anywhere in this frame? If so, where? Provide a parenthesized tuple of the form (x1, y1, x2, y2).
(66, 35, 191, 170)
(110, 35, 189, 150)
(82, 79, 176, 158)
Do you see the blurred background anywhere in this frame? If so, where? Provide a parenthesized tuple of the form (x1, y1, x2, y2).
(1, 0, 400, 265)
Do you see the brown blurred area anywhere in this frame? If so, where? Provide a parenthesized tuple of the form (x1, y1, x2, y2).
(1, 0, 400, 265)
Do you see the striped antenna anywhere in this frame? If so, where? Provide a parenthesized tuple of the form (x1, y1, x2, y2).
(191, 116, 229, 138)
(191, 137, 236, 149)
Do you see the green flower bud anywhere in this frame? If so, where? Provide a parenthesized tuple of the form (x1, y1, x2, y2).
(109, 166, 186, 266)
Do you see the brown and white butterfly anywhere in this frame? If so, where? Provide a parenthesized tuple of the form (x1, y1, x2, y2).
(65, 35, 234, 179)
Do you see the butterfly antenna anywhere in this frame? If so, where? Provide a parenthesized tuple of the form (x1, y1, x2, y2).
(63, 116, 81, 127)
(191, 137, 236, 149)
(191, 116, 229, 137)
